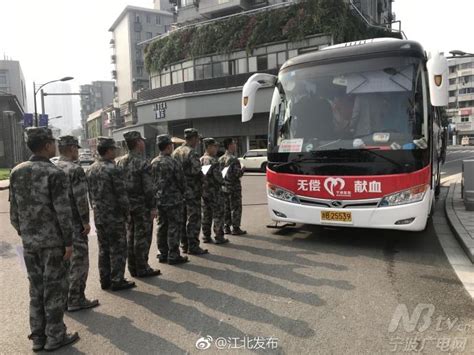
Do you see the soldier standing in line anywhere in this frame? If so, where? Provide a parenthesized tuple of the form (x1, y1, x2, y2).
(151, 134, 189, 265)
(219, 138, 247, 236)
(9, 127, 79, 352)
(56, 135, 99, 312)
(86, 137, 136, 291)
(172, 128, 208, 255)
(200, 138, 229, 245)
(117, 131, 160, 278)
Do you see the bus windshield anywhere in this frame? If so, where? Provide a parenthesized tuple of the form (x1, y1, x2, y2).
(270, 56, 427, 154)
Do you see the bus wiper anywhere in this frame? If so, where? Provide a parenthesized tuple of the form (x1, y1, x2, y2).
(271, 156, 331, 169)
(360, 148, 406, 169)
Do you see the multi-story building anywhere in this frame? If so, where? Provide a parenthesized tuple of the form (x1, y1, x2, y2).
(112, 0, 396, 155)
(448, 57, 474, 143)
(80, 81, 115, 133)
(109, 6, 174, 127)
(176, 0, 393, 26)
(0, 60, 27, 110)
(0, 94, 25, 168)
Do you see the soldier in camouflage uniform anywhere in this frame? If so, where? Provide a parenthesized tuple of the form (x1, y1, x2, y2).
(172, 128, 208, 255)
(151, 135, 189, 265)
(200, 138, 229, 245)
(219, 138, 247, 235)
(9, 127, 79, 352)
(86, 137, 136, 291)
(117, 131, 160, 278)
(56, 135, 99, 312)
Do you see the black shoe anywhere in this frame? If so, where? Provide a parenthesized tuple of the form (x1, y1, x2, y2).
(214, 237, 230, 245)
(223, 226, 231, 235)
(188, 246, 209, 255)
(111, 279, 136, 291)
(67, 298, 100, 312)
(157, 254, 168, 263)
(231, 227, 247, 236)
(129, 270, 137, 277)
(44, 332, 79, 352)
(182, 247, 189, 254)
(136, 268, 161, 278)
(100, 281, 111, 290)
(168, 255, 189, 265)
(29, 336, 46, 352)
(202, 236, 214, 244)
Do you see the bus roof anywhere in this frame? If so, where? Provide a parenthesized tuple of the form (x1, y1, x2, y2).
(281, 38, 425, 71)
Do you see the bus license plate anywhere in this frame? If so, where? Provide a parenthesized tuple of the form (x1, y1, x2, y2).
(321, 211, 352, 224)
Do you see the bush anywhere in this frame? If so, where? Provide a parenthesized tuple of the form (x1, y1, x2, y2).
(145, 0, 400, 73)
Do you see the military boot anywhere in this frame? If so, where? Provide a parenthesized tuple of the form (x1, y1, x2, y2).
(111, 279, 136, 291)
(188, 245, 209, 255)
(231, 227, 247, 236)
(223, 225, 232, 235)
(202, 235, 214, 243)
(214, 236, 230, 245)
(44, 332, 79, 352)
(29, 335, 46, 352)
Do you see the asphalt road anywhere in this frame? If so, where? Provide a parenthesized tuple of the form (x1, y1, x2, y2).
(0, 158, 473, 354)
(441, 146, 474, 185)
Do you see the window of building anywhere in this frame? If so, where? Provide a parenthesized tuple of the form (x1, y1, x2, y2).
(136, 50, 142, 60)
(277, 51, 287, 66)
(449, 78, 457, 85)
(248, 57, 257, 72)
(257, 55, 268, 71)
(172, 70, 183, 84)
(135, 14, 141, 23)
(460, 62, 473, 70)
(461, 116, 470, 122)
(146, 15, 151, 23)
(237, 58, 247, 74)
(288, 50, 298, 59)
(449, 66, 456, 74)
(151, 75, 161, 89)
(137, 66, 144, 77)
(228, 60, 236, 76)
(213, 62, 225, 78)
(146, 32, 153, 40)
(156, 15, 161, 25)
(183, 67, 194, 82)
(268, 53, 277, 69)
(459, 100, 474, 108)
(161, 73, 171, 86)
(181, 0, 195, 6)
(0, 74, 7, 85)
(448, 102, 457, 109)
(135, 32, 141, 41)
(195, 64, 212, 80)
(459, 87, 474, 95)
(449, 90, 457, 97)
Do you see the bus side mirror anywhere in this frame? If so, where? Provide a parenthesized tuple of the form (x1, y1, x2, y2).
(427, 52, 448, 107)
(242, 73, 277, 122)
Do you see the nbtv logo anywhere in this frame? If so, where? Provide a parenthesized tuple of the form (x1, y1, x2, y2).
(388, 303, 435, 333)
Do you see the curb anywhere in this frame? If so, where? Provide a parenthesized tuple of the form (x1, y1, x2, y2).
(445, 183, 474, 263)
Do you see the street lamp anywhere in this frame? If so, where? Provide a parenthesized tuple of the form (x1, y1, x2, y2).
(33, 76, 73, 127)
(49, 115, 63, 120)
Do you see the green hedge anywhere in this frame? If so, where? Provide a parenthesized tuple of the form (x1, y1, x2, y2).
(145, 0, 400, 73)
(0, 169, 10, 181)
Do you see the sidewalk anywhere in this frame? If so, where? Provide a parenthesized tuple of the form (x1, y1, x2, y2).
(0, 179, 9, 191)
(445, 181, 474, 263)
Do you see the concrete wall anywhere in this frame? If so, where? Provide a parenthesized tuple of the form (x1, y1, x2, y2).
(114, 13, 133, 105)
(0, 61, 27, 109)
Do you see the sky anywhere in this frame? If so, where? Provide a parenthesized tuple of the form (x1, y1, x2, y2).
(1, 0, 473, 133)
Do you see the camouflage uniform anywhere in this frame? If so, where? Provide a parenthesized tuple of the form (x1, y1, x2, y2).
(219, 150, 244, 230)
(55, 136, 92, 307)
(9, 127, 73, 347)
(86, 138, 130, 287)
(151, 135, 186, 262)
(117, 131, 157, 277)
(172, 129, 205, 251)
(200, 139, 225, 240)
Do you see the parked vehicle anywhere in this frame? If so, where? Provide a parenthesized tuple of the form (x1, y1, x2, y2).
(238, 149, 268, 172)
(242, 38, 449, 232)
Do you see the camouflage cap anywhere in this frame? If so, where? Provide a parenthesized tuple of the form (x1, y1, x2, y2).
(25, 127, 55, 144)
(123, 131, 145, 142)
(184, 128, 199, 139)
(156, 134, 172, 147)
(58, 135, 81, 148)
(203, 137, 219, 148)
(97, 136, 118, 149)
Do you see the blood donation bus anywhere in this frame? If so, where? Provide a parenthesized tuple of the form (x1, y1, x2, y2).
(242, 39, 449, 231)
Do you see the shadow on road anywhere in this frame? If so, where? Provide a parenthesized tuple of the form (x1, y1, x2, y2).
(140, 278, 315, 338)
(68, 311, 185, 354)
(183, 263, 325, 307)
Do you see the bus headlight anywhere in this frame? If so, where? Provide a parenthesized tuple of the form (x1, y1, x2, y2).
(378, 184, 428, 207)
(267, 183, 299, 203)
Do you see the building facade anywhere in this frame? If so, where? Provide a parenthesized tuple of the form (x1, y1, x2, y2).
(80, 81, 115, 136)
(448, 57, 474, 143)
(0, 60, 27, 110)
(0, 94, 25, 168)
(113, 0, 396, 155)
(109, 5, 174, 127)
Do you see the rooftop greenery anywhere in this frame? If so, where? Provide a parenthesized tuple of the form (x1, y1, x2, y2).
(145, 0, 400, 73)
